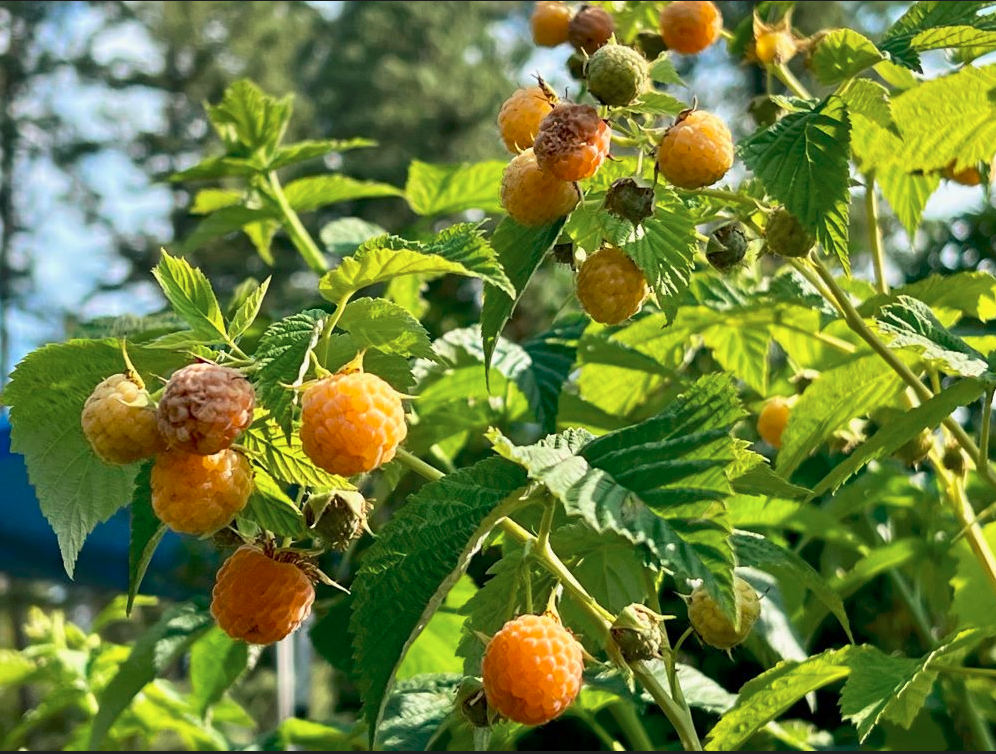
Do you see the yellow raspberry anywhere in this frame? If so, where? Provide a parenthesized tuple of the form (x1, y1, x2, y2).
(211, 545, 316, 645)
(151, 448, 254, 535)
(659, 1, 723, 55)
(576, 245, 649, 325)
(81, 374, 165, 464)
(157, 363, 255, 455)
(498, 86, 555, 153)
(688, 576, 761, 650)
(533, 103, 612, 182)
(531, 1, 572, 47)
(656, 110, 734, 190)
(757, 396, 790, 449)
(482, 614, 584, 726)
(500, 149, 580, 227)
(755, 30, 797, 64)
(300, 370, 407, 477)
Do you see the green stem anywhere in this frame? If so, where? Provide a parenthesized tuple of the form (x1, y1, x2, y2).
(691, 187, 762, 207)
(957, 678, 996, 752)
(807, 258, 996, 597)
(981, 388, 993, 477)
(395, 447, 445, 482)
(773, 62, 812, 99)
(772, 319, 857, 355)
(573, 709, 626, 751)
(535, 497, 557, 554)
(630, 661, 703, 751)
(609, 702, 656, 752)
(865, 175, 889, 295)
(267, 171, 328, 274)
(933, 665, 996, 680)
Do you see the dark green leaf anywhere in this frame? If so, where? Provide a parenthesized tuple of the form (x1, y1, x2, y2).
(170, 155, 258, 182)
(269, 138, 376, 170)
(128, 461, 165, 616)
(882, 1, 996, 70)
(179, 206, 277, 255)
(377, 674, 462, 751)
(243, 469, 305, 538)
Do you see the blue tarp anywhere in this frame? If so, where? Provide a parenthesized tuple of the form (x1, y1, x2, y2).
(0, 413, 190, 594)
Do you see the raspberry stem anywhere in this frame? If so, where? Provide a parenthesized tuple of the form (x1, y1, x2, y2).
(267, 171, 328, 274)
(772, 61, 811, 99)
(864, 174, 889, 295)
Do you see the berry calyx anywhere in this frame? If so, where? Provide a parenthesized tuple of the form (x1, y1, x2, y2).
(688, 576, 761, 650)
(531, 1, 572, 47)
(498, 84, 556, 153)
(300, 368, 408, 477)
(585, 43, 649, 107)
(656, 109, 734, 190)
(706, 222, 749, 271)
(604, 177, 655, 226)
(764, 207, 814, 258)
(659, 1, 723, 55)
(757, 396, 790, 449)
(533, 103, 612, 182)
(157, 362, 255, 455)
(151, 448, 254, 535)
(211, 545, 316, 645)
(81, 373, 165, 464)
(576, 245, 649, 325)
(500, 149, 580, 226)
(482, 613, 584, 726)
(567, 5, 614, 55)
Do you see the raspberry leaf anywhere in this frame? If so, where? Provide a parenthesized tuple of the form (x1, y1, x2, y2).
(733, 530, 854, 643)
(178, 206, 278, 255)
(242, 468, 306, 538)
(951, 523, 996, 628)
(268, 137, 376, 171)
(810, 377, 987, 496)
(810, 29, 884, 85)
(859, 271, 996, 323)
(320, 217, 388, 257)
(205, 79, 292, 159)
(481, 217, 565, 374)
(705, 649, 854, 751)
(840, 628, 992, 742)
(881, 1, 996, 70)
(189, 627, 250, 719)
(2, 340, 183, 576)
(227, 276, 270, 341)
(348, 457, 528, 745)
(405, 160, 506, 216)
(127, 461, 166, 616)
(337, 297, 436, 361)
(378, 674, 464, 751)
(89, 599, 214, 749)
(152, 251, 228, 341)
(740, 95, 852, 272)
(242, 419, 351, 489)
(776, 355, 907, 478)
(320, 224, 513, 303)
(282, 174, 402, 213)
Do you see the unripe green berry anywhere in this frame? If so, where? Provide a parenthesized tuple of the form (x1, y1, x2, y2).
(765, 207, 814, 258)
(586, 44, 649, 107)
(604, 177, 655, 226)
(707, 222, 749, 271)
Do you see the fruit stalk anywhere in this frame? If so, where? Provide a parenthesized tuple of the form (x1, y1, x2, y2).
(267, 171, 328, 274)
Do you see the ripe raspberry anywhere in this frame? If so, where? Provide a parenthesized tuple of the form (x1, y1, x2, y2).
(531, 1, 572, 47)
(567, 4, 614, 55)
(604, 177, 655, 226)
(576, 245, 649, 325)
(942, 159, 993, 186)
(151, 448, 254, 535)
(211, 545, 315, 645)
(656, 110, 734, 190)
(533, 103, 612, 182)
(157, 363, 254, 455)
(659, 1, 723, 55)
(309, 490, 372, 551)
(300, 370, 407, 477)
(754, 30, 797, 64)
(757, 396, 790, 449)
(764, 207, 814, 258)
(500, 149, 580, 226)
(706, 222, 749, 271)
(585, 44, 649, 107)
(81, 374, 165, 464)
(498, 85, 555, 153)
(688, 575, 761, 650)
(482, 614, 584, 726)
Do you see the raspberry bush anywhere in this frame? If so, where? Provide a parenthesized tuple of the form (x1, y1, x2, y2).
(3, 3, 996, 751)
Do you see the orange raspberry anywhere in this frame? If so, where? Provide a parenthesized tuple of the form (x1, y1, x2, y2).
(533, 103, 612, 182)
(531, 1, 572, 47)
(81, 374, 165, 464)
(567, 4, 614, 55)
(157, 363, 255, 455)
(211, 545, 315, 645)
(300, 370, 407, 477)
(659, 1, 723, 55)
(757, 396, 790, 449)
(500, 149, 580, 226)
(498, 86, 556, 153)
(656, 110, 734, 190)
(576, 245, 649, 325)
(151, 448, 254, 534)
(482, 614, 584, 726)
(688, 576, 761, 650)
